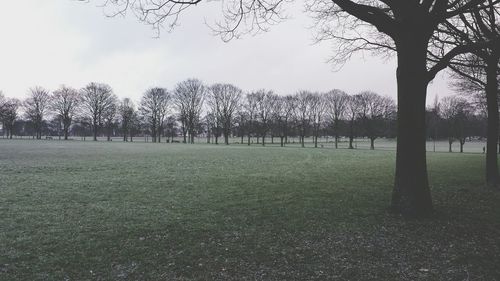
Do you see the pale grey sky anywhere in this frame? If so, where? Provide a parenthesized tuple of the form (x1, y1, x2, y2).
(0, 0, 452, 104)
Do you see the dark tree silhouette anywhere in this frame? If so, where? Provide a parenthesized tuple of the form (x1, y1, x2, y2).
(254, 90, 275, 146)
(272, 95, 296, 147)
(118, 98, 136, 142)
(440, 96, 474, 153)
(0, 95, 20, 139)
(294, 91, 313, 148)
(358, 91, 396, 150)
(140, 88, 170, 143)
(208, 83, 242, 145)
(173, 79, 205, 144)
(24, 87, 51, 139)
(244, 93, 259, 146)
(441, 4, 500, 186)
(81, 82, 117, 141)
(309, 93, 327, 148)
(345, 94, 361, 149)
(325, 89, 348, 149)
(51, 85, 80, 140)
(103, 100, 117, 141)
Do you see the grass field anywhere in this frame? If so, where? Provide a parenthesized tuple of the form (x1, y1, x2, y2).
(0, 140, 499, 280)
(3, 135, 488, 153)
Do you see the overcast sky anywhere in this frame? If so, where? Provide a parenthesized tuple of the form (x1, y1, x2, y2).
(0, 0, 453, 104)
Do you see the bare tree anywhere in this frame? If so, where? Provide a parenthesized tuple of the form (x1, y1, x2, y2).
(51, 85, 80, 140)
(0, 92, 6, 135)
(440, 96, 474, 153)
(325, 89, 348, 149)
(442, 3, 500, 186)
(103, 100, 118, 141)
(294, 91, 313, 148)
(0, 96, 20, 139)
(235, 109, 248, 144)
(164, 115, 178, 142)
(309, 92, 327, 148)
(0, 91, 5, 119)
(173, 79, 205, 144)
(358, 91, 396, 150)
(140, 88, 171, 143)
(208, 83, 242, 145)
(272, 94, 296, 147)
(283, 95, 297, 145)
(80, 82, 117, 141)
(308, 0, 499, 216)
(254, 90, 275, 146)
(24, 87, 51, 139)
(244, 92, 259, 146)
(204, 112, 216, 144)
(118, 98, 136, 142)
(345, 94, 362, 149)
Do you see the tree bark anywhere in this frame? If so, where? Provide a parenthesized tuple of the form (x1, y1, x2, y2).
(370, 138, 375, 150)
(485, 54, 499, 188)
(391, 35, 433, 217)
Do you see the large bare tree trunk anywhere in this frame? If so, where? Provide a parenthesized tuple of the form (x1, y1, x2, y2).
(224, 129, 229, 145)
(485, 54, 499, 188)
(391, 35, 433, 217)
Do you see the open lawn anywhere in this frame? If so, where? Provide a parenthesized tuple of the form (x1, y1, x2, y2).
(0, 140, 499, 280)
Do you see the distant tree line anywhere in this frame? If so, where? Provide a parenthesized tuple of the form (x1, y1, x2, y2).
(0, 81, 488, 151)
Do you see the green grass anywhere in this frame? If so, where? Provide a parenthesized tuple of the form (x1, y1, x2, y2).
(0, 140, 499, 280)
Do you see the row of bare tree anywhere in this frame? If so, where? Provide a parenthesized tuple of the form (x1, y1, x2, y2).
(0, 81, 394, 147)
(1, 82, 486, 152)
